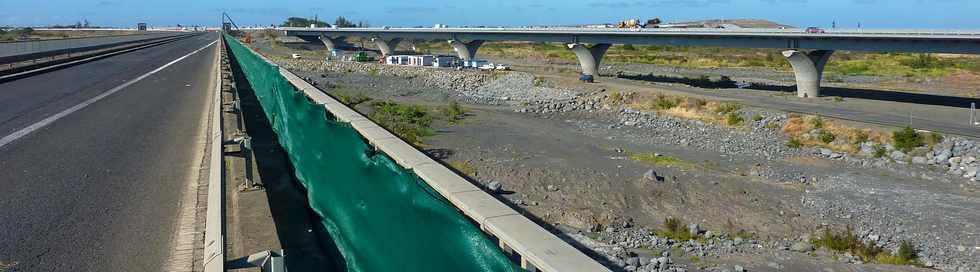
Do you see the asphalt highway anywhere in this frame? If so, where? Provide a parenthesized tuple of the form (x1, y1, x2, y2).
(0, 32, 218, 271)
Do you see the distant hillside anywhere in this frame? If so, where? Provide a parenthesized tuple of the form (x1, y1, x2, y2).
(675, 19, 793, 29)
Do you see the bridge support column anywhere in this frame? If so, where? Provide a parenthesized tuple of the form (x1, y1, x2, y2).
(782, 50, 834, 98)
(371, 37, 402, 56)
(318, 36, 342, 52)
(448, 40, 484, 60)
(567, 43, 612, 77)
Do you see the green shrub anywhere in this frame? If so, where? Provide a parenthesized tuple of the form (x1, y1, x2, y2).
(892, 127, 923, 153)
(898, 240, 917, 261)
(752, 114, 764, 122)
(786, 138, 803, 149)
(818, 130, 837, 144)
(607, 91, 624, 104)
(810, 117, 824, 129)
(368, 101, 433, 145)
(725, 112, 744, 126)
(714, 102, 741, 114)
(655, 95, 679, 110)
(876, 240, 920, 266)
(873, 144, 887, 158)
(812, 227, 920, 265)
(900, 54, 944, 69)
(852, 130, 870, 145)
(441, 101, 466, 123)
(333, 91, 372, 106)
(656, 217, 694, 241)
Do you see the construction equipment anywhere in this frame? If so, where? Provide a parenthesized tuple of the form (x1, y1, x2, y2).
(646, 18, 662, 28)
(616, 19, 643, 29)
(616, 18, 662, 29)
(352, 52, 371, 62)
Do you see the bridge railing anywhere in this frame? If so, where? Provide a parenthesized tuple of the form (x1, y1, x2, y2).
(281, 26, 980, 37)
(0, 32, 187, 64)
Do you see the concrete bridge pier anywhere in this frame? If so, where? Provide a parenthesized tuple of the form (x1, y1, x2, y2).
(318, 35, 343, 52)
(371, 37, 402, 56)
(567, 43, 612, 78)
(782, 50, 834, 98)
(448, 40, 484, 60)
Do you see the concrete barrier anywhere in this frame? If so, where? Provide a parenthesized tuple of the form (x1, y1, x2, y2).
(0, 32, 187, 64)
(203, 37, 225, 272)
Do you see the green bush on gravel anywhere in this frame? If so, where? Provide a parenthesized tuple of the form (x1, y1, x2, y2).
(725, 112, 744, 126)
(892, 127, 923, 153)
(818, 130, 837, 144)
(812, 226, 920, 266)
(368, 101, 433, 145)
(332, 90, 372, 107)
(441, 102, 466, 123)
(656, 217, 695, 241)
(786, 138, 803, 149)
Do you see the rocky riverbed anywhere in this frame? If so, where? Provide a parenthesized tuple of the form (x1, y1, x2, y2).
(271, 52, 979, 272)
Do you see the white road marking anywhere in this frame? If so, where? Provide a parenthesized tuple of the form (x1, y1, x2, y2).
(0, 39, 219, 149)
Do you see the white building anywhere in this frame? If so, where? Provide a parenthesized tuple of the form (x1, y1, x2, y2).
(433, 55, 458, 67)
(407, 55, 434, 66)
(385, 55, 411, 65)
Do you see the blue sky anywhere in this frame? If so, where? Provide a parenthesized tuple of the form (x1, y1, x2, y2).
(1, 0, 977, 29)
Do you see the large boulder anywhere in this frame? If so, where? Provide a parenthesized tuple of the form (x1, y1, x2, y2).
(912, 156, 928, 164)
(790, 241, 814, 252)
(890, 151, 906, 161)
(935, 150, 953, 164)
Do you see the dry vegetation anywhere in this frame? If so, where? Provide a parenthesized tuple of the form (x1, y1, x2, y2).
(782, 115, 891, 153)
(605, 90, 910, 155)
(606, 91, 747, 127)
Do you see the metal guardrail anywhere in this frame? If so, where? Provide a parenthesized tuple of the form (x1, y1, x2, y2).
(232, 44, 610, 272)
(0, 32, 187, 63)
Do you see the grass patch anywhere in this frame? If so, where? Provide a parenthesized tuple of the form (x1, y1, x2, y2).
(810, 117, 825, 129)
(654, 94, 680, 110)
(448, 160, 477, 176)
(923, 131, 944, 147)
(782, 115, 891, 154)
(441, 101, 466, 123)
(725, 112, 744, 126)
(812, 227, 920, 266)
(724, 219, 754, 240)
(818, 130, 837, 144)
(852, 130, 870, 145)
(629, 152, 693, 169)
(786, 138, 803, 149)
(368, 101, 433, 145)
(711, 102, 741, 114)
(656, 217, 695, 241)
(606, 91, 625, 105)
(330, 88, 373, 106)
